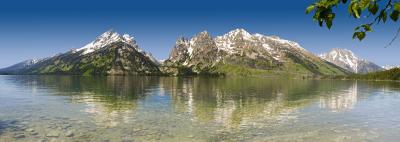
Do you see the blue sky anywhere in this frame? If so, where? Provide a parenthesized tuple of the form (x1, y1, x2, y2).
(0, 0, 399, 68)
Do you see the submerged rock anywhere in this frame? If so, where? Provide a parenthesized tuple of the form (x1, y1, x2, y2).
(13, 133, 25, 138)
(26, 128, 35, 132)
(30, 132, 39, 135)
(46, 131, 60, 137)
(65, 130, 74, 137)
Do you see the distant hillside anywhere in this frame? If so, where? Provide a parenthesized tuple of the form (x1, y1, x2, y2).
(332, 68, 400, 81)
(0, 59, 42, 74)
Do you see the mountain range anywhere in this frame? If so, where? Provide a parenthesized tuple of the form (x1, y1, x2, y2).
(319, 48, 383, 74)
(162, 29, 348, 76)
(0, 29, 384, 77)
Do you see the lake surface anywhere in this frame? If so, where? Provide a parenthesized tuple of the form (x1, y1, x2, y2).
(0, 75, 399, 142)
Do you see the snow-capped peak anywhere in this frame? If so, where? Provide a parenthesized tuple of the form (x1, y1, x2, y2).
(75, 30, 139, 55)
(320, 48, 384, 73)
(331, 48, 358, 59)
(321, 48, 360, 62)
(320, 48, 360, 73)
(216, 28, 252, 42)
(72, 30, 160, 65)
(227, 28, 252, 39)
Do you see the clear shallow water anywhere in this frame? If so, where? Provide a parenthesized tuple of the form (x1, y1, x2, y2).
(0, 76, 399, 142)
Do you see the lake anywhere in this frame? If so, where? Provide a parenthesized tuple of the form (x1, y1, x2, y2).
(0, 75, 399, 142)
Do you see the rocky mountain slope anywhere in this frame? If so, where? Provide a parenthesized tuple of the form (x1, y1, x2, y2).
(319, 48, 383, 74)
(0, 30, 161, 75)
(162, 29, 348, 76)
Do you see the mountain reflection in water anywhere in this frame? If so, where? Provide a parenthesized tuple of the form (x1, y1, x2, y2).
(0, 76, 400, 142)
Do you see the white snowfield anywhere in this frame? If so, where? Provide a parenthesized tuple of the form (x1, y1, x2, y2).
(214, 29, 306, 55)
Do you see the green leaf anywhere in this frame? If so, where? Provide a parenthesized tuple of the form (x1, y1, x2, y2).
(326, 13, 335, 29)
(353, 32, 366, 41)
(359, 0, 370, 9)
(379, 10, 387, 23)
(368, 3, 378, 15)
(351, 3, 361, 18)
(390, 11, 400, 21)
(394, 3, 400, 11)
(361, 24, 372, 32)
(306, 5, 315, 14)
(352, 32, 358, 39)
(326, 19, 333, 29)
(382, 11, 387, 22)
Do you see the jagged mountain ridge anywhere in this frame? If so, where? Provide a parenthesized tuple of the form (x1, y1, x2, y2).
(0, 30, 161, 75)
(163, 29, 349, 76)
(319, 48, 383, 74)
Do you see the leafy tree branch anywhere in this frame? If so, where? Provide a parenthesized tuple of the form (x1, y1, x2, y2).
(306, 0, 400, 41)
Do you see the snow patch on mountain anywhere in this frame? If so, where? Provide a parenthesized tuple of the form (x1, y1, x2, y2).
(214, 29, 306, 61)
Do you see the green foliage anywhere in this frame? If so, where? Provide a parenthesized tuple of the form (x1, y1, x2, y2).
(215, 64, 278, 77)
(284, 52, 348, 76)
(368, 2, 379, 15)
(350, 68, 400, 80)
(176, 66, 196, 76)
(224, 55, 279, 70)
(307, 0, 400, 41)
(83, 68, 94, 76)
(353, 31, 366, 40)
